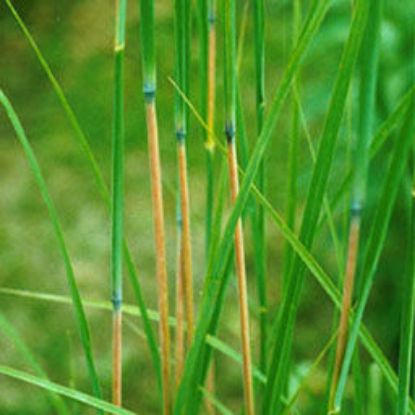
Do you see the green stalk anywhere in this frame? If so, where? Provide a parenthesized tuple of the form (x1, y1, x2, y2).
(223, 1, 255, 413)
(197, 0, 217, 398)
(396, 153, 415, 415)
(174, 0, 194, 347)
(4, 0, 161, 395)
(140, 0, 171, 412)
(111, 0, 127, 405)
(198, 0, 217, 262)
(334, 96, 415, 411)
(321, 85, 415, 228)
(0, 90, 103, 410)
(282, 0, 301, 290)
(328, 1, 382, 410)
(264, 2, 369, 413)
(252, 0, 267, 379)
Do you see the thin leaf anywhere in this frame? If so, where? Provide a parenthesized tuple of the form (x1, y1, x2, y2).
(0, 90, 103, 403)
(0, 365, 135, 415)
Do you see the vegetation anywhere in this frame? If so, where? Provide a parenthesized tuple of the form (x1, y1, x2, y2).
(0, 0, 414, 414)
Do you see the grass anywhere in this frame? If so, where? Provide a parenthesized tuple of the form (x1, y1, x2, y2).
(328, 0, 383, 410)
(111, 0, 127, 405)
(1, 0, 415, 414)
(223, 1, 255, 413)
(140, 0, 171, 412)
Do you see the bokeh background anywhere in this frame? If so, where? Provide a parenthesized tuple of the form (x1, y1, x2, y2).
(0, 0, 414, 413)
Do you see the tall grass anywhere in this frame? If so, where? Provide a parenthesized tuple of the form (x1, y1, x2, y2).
(4, 0, 162, 397)
(111, 0, 127, 405)
(0, 90, 103, 410)
(328, 0, 382, 410)
(251, 0, 267, 382)
(174, 0, 194, 349)
(264, 2, 369, 412)
(139, 0, 171, 412)
(2, 0, 415, 413)
(223, 0, 255, 413)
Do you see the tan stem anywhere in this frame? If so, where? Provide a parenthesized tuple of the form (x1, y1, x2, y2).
(177, 143, 194, 345)
(175, 229, 185, 387)
(146, 101, 170, 415)
(227, 141, 256, 415)
(112, 310, 122, 406)
(329, 217, 361, 411)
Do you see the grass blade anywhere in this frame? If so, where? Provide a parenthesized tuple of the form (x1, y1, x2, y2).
(4, 0, 161, 394)
(264, 2, 369, 412)
(334, 95, 415, 412)
(0, 90, 103, 405)
(252, 0, 267, 380)
(111, 0, 127, 406)
(174, 1, 330, 412)
(397, 156, 415, 415)
(0, 365, 135, 415)
(223, 0, 255, 412)
(328, 0, 382, 409)
(174, 0, 194, 348)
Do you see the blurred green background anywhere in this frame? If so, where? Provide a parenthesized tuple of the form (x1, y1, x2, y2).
(0, 0, 414, 413)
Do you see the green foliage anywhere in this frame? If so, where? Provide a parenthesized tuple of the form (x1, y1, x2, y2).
(1, 0, 414, 413)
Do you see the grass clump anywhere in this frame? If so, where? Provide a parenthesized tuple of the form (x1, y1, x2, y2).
(1, 0, 414, 414)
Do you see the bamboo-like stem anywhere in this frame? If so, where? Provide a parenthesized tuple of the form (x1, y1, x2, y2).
(328, 1, 382, 410)
(223, 1, 255, 411)
(174, 0, 194, 349)
(328, 216, 360, 409)
(140, 0, 170, 411)
(177, 143, 194, 344)
(111, 0, 127, 405)
(145, 101, 171, 415)
(226, 140, 256, 415)
(175, 214, 185, 387)
(112, 311, 122, 406)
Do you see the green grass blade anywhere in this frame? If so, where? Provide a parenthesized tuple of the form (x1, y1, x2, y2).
(334, 98, 415, 411)
(4, 0, 161, 390)
(282, 0, 302, 292)
(252, 0, 267, 379)
(0, 312, 70, 415)
(324, 84, 415, 225)
(139, 0, 155, 91)
(0, 365, 135, 415)
(328, 0, 382, 409)
(264, 2, 369, 412)
(397, 164, 415, 415)
(0, 90, 103, 405)
(111, 0, 127, 403)
(169, 67, 415, 414)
